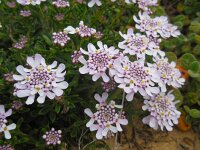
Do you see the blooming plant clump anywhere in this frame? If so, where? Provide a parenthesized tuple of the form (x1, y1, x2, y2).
(13, 54, 68, 105)
(0, 0, 194, 148)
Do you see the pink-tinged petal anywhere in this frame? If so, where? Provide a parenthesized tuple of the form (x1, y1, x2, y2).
(116, 122, 122, 132)
(0, 105, 5, 114)
(78, 56, 87, 64)
(126, 92, 134, 101)
(47, 92, 55, 100)
(26, 95, 35, 105)
(94, 94, 102, 103)
(52, 88, 63, 96)
(56, 64, 65, 73)
(114, 76, 124, 83)
(16, 90, 31, 97)
(86, 118, 94, 127)
(79, 65, 89, 74)
(37, 95, 46, 104)
(96, 128, 103, 139)
(14, 83, 27, 89)
(34, 54, 42, 67)
(92, 74, 101, 81)
(7, 123, 16, 130)
(4, 131, 11, 139)
(13, 75, 24, 81)
(102, 92, 108, 100)
(55, 77, 64, 82)
(109, 125, 117, 133)
(149, 117, 158, 129)
(5, 109, 12, 117)
(142, 116, 151, 124)
(56, 81, 68, 89)
(84, 108, 93, 117)
(102, 73, 109, 82)
(16, 65, 27, 76)
(127, 28, 133, 35)
(102, 127, 109, 136)
(119, 119, 128, 125)
(89, 124, 99, 131)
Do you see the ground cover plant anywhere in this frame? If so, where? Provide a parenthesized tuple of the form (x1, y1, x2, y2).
(0, 0, 200, 149)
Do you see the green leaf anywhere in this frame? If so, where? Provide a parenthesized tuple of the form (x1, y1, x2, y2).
(179, 53, 197, 69)
(189, 109, 200, 118)
(165, 52, 177, 62)
(42, 35, 52, 46)
(188, 61, 200, 77)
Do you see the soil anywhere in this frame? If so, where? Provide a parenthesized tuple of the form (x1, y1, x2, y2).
(106, 120, 200, 150)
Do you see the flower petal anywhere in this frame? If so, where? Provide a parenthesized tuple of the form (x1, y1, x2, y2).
(52, 88, 63, 96)
(84, 108, 93, 117)
(26, 95, 35, 105)
(37, 95, 46, 104)
(16, 90, 31, 98)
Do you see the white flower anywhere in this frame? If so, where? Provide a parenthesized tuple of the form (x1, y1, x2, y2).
(142, 91, 181, 131)
(0, 123, 16, 139)
(78, 41, 119, 82)
(0, 105, 12, 120)
(148, 56, 185, 92)
(133, 12, 180, 38)
(113, 56, 160, 101)
(84, 93, 128, 139)
(17, 0, 46, 5)
(118, 28, 164, 59)
(13, 54, 69, 105)
(88, 0, 102, 7)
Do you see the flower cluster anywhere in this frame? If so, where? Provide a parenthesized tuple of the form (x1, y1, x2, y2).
(134, 12, 180, 39)
(13, 54, 68, 105)
(6, 1, 16, 8)
(64, 21, 99, 38)
(71, 50, 82, 64)
(142, 91, 181, 131)
(78, 41, 119, 82)
(17, 0, 46, 5)
(43, 128, 62, 145)
(52, 0, 70, 8)
(85, 93, 128, 139)
(0, 144, 14, 150)
(20, 10, 31, 17)
(52, 32, 70, 47)
(13, 36, 27, 49)
(0, 105, 16, 139)
(101, 78, 116, 92)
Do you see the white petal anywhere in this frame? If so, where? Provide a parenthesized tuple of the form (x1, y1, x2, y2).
(90, 124, 99, 131)
(102, 128, 109, 136)
(64, 26, 76, 34)
(16, 65, 27, 76)
(119, 119, 128, 125)
(102, 73, 109, 82)
(116, 122, 122, 132)
(86, 118, 94, 127)
(5, 109, 12, 117)
(78, 56, 87, 64)
(37, 95, 46, 104)
(52, 88, 63, 96)
(0, 105, 5, 114)
(109, 125, 117, 133)
(26, 57, 35, 67)
(26, 95, 35, 105)
(126, 92, 134, 101)
(56, 81, 69, 89)
(7, 123, 16, 130)
(13, 75, 24, 81)
(79, 65, 89, 74)
(4, 131, 11, 139)
(84, 108, 93, 117)
(56, 64, 66, 73)
(94, 94, 103, 103)
(96, 128, 103, 139)
(16, 90, 31, 97)
(49, 61, 57, 68)
(47, 92, 55, 100)
(102, 92, 108, 100)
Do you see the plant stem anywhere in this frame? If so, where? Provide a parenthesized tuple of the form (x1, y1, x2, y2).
(114, 91, 126, 150)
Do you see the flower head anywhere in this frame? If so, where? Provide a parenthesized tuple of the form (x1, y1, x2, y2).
(101, 78, 116, 92)
(0, 144, 14, 150)
(142, 91, 181, 131)
(13, 36, 27, 50)
(4, 72, 14, 82)
(13, 54, 68, 105)
(43, 128, 62, 145)
(20, 10, 31, 17)
(76, 21, 96, 37)
(0, 123, 16, 139)
(71, 50, 82, 64)
(54, 13, 64, 21)
(118, 28, 164, 59)
(133, 12, 180, 38)
(84, 93, 128, 139)
(6, 1, 16, 8)
(17, 0, 46, 5)
(148, 56, 185, 92)
(78, 41, 119, 82)
(52, 0, 70, 8)
(12, 101, 23, 110)
(52, 32, 70, 47)
(113, 56, 160, 101)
